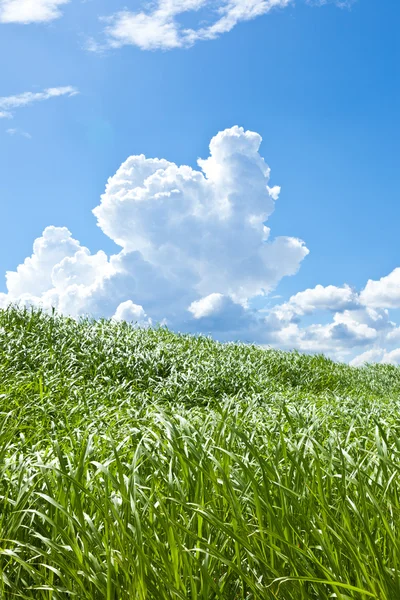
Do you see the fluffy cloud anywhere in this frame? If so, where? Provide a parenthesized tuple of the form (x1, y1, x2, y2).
(360, 268, 400, 309)
(112, 300, 152, 325)
(272, 283, 358, 321)
(187, 293, 261, 340)
(189, 293, 231, 319)
(381, 349, 400, 365)
(2, 124, 399, 365)
(93, 126, 308, 304)
(351, 347, 400, 367)
(1, 126, 308, 336)
(264, 283, 399, 362)
(102, 0, 291, 51)
(267, 307, 386, 359)
(0, 0, 69, 24)
(349, 348, 385, 367)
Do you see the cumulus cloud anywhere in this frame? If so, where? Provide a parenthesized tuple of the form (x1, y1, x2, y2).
(381, 348, 400, 365)
(187, 293, 261, 340)
(360, 268, 400, 309)
(0, 293, 8, 309)
(1, 126, 308, 337)
(2, 124, 399, 365)
(5, 227, 99, 298)
(112, 300, 152, 325)
(0, 87, 78, 119)
(93, 126, 308, 304)
(189, 293, 230, 319)
(349, 348, 385, 367)
(267, 307, 385, 359)
(263, 282, 399, 362)
(272, 283, 358, 321)
(351, 347, 400, 367)
(0, 0, 69, 24)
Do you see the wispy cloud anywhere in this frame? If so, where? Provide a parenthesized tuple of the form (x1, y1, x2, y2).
(0, 0, 70, 24)
(307, 0, 356, 7)
(7, 128, 32, 139)
(92, 0, 356, 52)
(97, 0, 293, 51)
(0, 86, 78, 118)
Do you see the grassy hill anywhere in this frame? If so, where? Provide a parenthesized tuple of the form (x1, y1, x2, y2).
(1, 306, 400, 599)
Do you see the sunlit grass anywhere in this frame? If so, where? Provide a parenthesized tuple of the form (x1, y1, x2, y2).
(1, 306, 400, 598)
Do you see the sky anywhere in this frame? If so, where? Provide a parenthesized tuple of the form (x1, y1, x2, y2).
(0, 0, 399, 365)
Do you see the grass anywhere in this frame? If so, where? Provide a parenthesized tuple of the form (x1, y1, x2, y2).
(1, 306, 400, 599)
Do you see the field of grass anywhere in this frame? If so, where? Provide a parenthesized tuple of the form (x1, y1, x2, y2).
(1, 307, 400, 599)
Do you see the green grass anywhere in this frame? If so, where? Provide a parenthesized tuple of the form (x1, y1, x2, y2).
(1, 306, 400, 599)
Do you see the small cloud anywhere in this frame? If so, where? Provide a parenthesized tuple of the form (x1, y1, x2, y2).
(7, 128, 32, 139)
(270, 284, 359, 322)
(360, 268, 400, 309)
(0, 86, 78, 119)
(0, 0, 70, 24)
(112, 300, 152, 326)
(350, 348, 384, 367)
(307, 0, 357, 7)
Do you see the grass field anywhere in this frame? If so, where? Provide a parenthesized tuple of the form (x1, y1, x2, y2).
(1, 306, 400, 599)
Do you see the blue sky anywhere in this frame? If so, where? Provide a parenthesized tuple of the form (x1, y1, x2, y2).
(1, 0, 399, 364)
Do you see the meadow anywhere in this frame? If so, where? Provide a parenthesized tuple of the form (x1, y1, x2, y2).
(1, 306, 400, 599)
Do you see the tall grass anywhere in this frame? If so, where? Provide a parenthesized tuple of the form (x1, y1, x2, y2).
(1, 306, 400, 598)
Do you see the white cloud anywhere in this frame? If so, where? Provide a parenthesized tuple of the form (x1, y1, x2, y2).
(112, 300, 152, 325)
(307, 0, 356, 7)
(7, 128, 31, 139)
(330, 310, 379, 344)
(4, 226, 114, 317)
(351, 346, 400, 367)
(381, 348, 400, 365)
(0, 0, 69, 24)
(0, 125, 308, 335)
(360, 268, 400, 309)
(349, 348, 385, 367)
(98, 0, 356, 51)
(189, 293, 228, 319)
(93, 126, 308, 304)
(2, 123, 400, 366)
(0, 293, 8, 309)
(386, 327, 400, 344)
(264, 285, 398, 362)
(0, 86, 78, 119)
(186, 292, 259, 339)
(268, 308, 382, 360)
(272, 283, 358, 321)
(101, 0, 292, 51)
